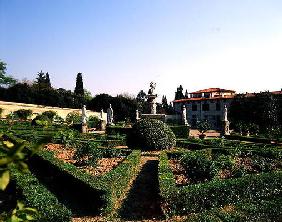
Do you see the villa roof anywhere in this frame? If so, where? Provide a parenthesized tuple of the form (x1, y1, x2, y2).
(173, 95, 235, 103)
(190, 88, 236, 94)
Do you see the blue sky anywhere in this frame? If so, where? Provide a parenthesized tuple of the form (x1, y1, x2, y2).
(1, 0, 282, 101)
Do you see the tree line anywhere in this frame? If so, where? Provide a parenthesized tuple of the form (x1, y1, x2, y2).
(0, 60, 174, 122)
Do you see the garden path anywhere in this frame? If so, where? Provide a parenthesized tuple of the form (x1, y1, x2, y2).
(118, 154, 165, 221)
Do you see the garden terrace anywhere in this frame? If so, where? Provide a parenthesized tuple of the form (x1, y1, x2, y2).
(159, 149, 282, 218)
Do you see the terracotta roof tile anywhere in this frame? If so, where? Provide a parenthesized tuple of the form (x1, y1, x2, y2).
(173, 95, 235, 103)
(190, 88, 236, 94)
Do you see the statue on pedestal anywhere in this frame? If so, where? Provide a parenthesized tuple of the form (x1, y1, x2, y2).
(81, 105, 88, 133)
(148, 81, 156, 95)
(222, 105, 230, 135)
(182, 105, 189, 126)
(107, 104, 114, 125)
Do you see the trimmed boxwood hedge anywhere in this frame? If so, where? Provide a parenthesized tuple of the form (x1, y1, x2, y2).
(31, 148, 141, 215)
(11, 166, 72, 222)
(184, 197, 282, 222)
(159, 151, 282, 217)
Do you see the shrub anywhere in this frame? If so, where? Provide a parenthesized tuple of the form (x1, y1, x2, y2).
(13, 109, 33, 120)
(74, 141, 101, 166)
(180, 150, 213, 182)
(66, 111, 81, 124)
(41, 110, 57, 121)
(132, 119, 176, 150)
(31, 114, 51, 127)
(87, 115, 100, 128)
(169, 125, 190, 138)
(52, 129, 79, 148)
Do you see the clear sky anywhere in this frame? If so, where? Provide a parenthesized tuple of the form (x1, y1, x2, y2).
(1, 0, 282, 102)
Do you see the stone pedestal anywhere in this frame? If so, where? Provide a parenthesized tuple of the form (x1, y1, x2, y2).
(99, 120, 106, 131)
(82, 123, 88, 133)
(222, 120, 230, 135)
(147, 94, 157, 114)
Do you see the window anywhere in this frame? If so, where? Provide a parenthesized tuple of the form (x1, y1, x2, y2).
(192, 104, 197, 111)
(202, 103, 209, 111)
(216, 103, 221, 111)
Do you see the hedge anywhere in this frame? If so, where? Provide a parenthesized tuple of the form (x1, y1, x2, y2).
(225, 134, 275, 144)
(11, 166, 72, 222)
(105, 126, 133, 136)
(30, 148, 141, 215)
(184, 197, 282, 222)
(169, 126, 190, 139)
(159, 151, 282, 217)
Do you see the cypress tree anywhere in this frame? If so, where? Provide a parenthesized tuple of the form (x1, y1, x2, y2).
(74, 73, 84, 96)
(45, 72, 51, 88)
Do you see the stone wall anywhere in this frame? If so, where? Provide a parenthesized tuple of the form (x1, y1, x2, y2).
(0, 100, 106, 120)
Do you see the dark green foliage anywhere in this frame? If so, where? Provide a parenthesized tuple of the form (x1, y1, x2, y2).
(11, 167, 72, 222)
(159, 151, 282, 217)
(41, 110, 57, 121)
(197, 120, 211, 136)
(52, 129, 78, 148)
(169, 125, 190, 138)
(74, 141, 101, 166)
(74, 73, 84, 96)
(66, 111, 81, 124)
(180, 151, 213, 182)
(13, 109, 33, 120)
(87, 115, 100, 128)
(0, 60, 17, 87)
(35, 70, 52, 89)
(229, 92, 282, 136)
(132, 119, 176, 150)
(175, 85, 185, 100)
(184, 198, 282, 222)
(87, 93, 138, 122)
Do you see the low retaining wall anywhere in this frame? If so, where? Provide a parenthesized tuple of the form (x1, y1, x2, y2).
(0, 100, 106, 120)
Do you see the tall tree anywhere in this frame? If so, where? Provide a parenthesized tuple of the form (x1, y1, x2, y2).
(175, 85, 185, 100)
(45, 72, 51, 88)
(185, 89, 189, 98)
(0, 60, 17, 87)
(74, 73, 84, 96)
(162, 95, 168, 108)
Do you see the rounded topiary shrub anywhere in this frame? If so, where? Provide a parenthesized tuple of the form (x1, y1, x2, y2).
(132, 118, 176, 150)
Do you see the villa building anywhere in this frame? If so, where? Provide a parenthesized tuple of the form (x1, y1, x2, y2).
(173, 88, 236, 129)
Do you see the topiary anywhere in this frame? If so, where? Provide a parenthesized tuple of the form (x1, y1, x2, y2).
(132, 118, 176, 150)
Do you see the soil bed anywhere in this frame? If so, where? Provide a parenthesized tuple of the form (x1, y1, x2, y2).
(44, 143, 125, 177)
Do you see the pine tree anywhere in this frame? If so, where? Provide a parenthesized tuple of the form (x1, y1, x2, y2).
(74, 73, 84, 96)
(36, 70, 45, 85)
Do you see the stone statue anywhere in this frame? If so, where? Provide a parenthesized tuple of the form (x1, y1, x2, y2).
(136, 109, 140, 120)
(107, 104, 114, 125)
(182, 105, 188, 126)
(148, 81, 156, 95)
(222, 104, 230, 135)
(223, 105, 228, 121)
(81, 105, 87, 124)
